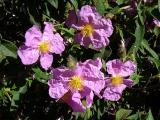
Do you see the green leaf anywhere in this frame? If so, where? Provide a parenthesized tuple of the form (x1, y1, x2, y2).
(158, 0, 160, 13)
(47, 0, 58, 9)
(153, 26, 160, 36)
(127, 113, 139, 120)
(116, 0, 126, 5)
(142, 40, 159, 59)
(116, 108, 132, 120)
(128, 20, 145, 56)
(12, 92, 20, 101)
(146, 109, 154, 120)
(95, 0, 106, 15)
(32, 67, 49, 83)
(19, 85, 27, 94)
(93, 47, 112, 61)
(70, 0, 78, 9)
(0, 40, 17, 59)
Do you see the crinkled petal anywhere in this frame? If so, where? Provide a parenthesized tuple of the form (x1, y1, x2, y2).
(42, 22, 55, 40)
(65, 10, 78, 27)
(122, 60, 136, 77)
(90, 31, 108, 49)
(103, 84, 126, 101)
(94, 18, 113, 37)
(79, 5, 101, 23)
(84, 78, 105, 98)
(76, 58, 104, 79)
(25, 25, 42, 48)
(75, 33, 91, 48)
(123, 79, 134, 87)
(66, 92, 86, 112)
(106, 59, 123, 76)
(40, 53, 53, 70)
(106, 59, 136, 77)
(48, 79, 68, 99)
(86, 91, 94, 108)
(18, 46, 39, 65)
(50, 33, 65, 54)
(52, 66, 75, 80)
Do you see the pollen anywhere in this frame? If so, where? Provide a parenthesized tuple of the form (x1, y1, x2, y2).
(111, 75, 123, 86)
(69, 76, 83, 91)
(39, 40, 50, 53)
(81, 24, 94, 37)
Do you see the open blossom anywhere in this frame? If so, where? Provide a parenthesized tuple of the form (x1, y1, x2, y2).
(48, 58, 105, 112)
(17, 22, 65, 70)
(66, 5, 113, 50)
(153, 19, 160, 27)
(103, 59, 136, 101)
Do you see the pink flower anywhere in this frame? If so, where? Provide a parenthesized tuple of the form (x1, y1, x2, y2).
(66, 5, 113, 50)
(103, 59, 136, 101)
(17, 22, 65, 70)
(153, 19, 160, 27)
(48, 58, 105, 112)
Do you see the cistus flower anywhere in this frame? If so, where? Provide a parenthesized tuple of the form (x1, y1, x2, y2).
(153, 19, 160, 27)
(48, 58, 105, 112)
(17, 22, 65, 70)
(103, 59, 136, 101)
(66, 5, 113, 50)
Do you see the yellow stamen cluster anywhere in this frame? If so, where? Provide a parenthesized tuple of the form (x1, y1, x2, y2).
(39, 40, 51, 53)
(81, 24, 94, 37)
(69, 76, 83, 91)
(111, 75, 123, 86)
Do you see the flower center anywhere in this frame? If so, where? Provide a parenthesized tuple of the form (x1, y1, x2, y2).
(69, 76, 83, 91)
(81, 24, 94, 37)
(111, 75, 123, 86)
(39, 40, 50, 53)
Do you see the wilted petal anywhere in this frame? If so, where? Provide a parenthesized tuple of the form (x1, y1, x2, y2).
(48, 79, 68, 99)
(40, 53, 53, 70)
(25, 25, 42, 48)
(18, 46, 39, 65)
(103, 84, 126, 101)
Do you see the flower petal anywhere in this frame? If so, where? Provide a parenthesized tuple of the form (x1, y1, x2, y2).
(17, 46, 39, 65)
(106, 59, 123, 76)
(86, 91, 94, 108)
(106, 59, 136, 77)
(84, 78, 105, 97)
(76, 58, 104, 78)
(103, 84, 126, 101)
(42, 22, 55, 40)
(75, 33, 91, 48)
(79, 5, 101, 23)
(48, 79, 69, 99)
(40, 53, 53, 70)
(25, 25, 42, 48)
(123, 79, 134, 87)
(50, 33, 65, 54)
(52, 66, 75, 80)
(66, 92, 86, 112)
